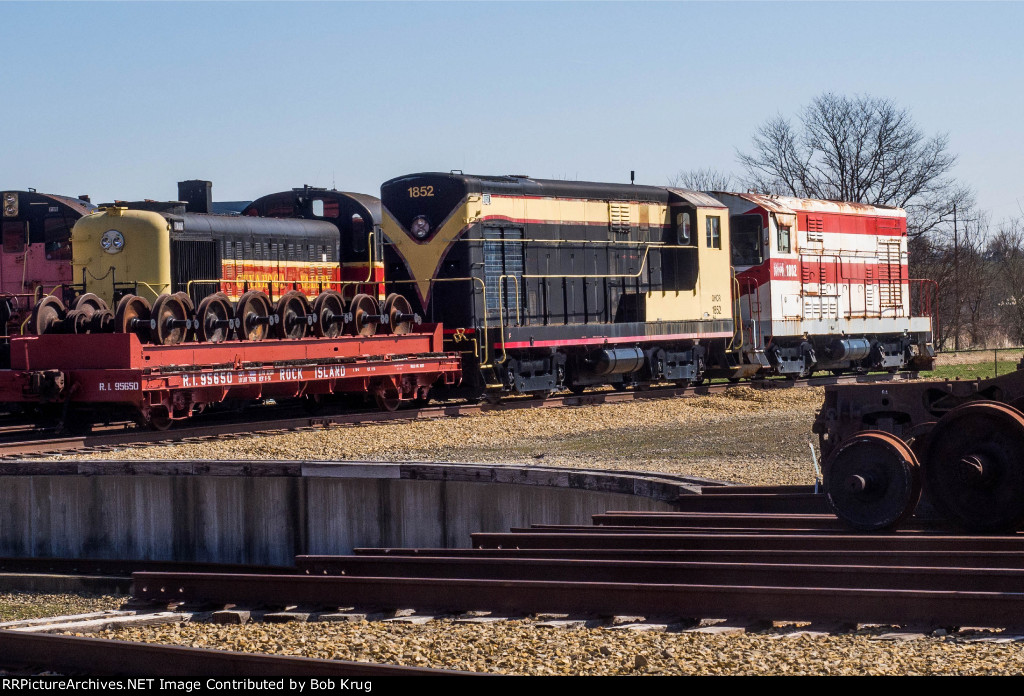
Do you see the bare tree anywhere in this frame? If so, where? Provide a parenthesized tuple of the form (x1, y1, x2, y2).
(668, 168, 736, 192)
(737, 93, 973, 240)
(988, 217, 1024, 345)
(913, 209, 996, 349)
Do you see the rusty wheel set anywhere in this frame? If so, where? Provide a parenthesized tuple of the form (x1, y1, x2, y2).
(28, 290, 419, 346)
(823, 400, 1024, 534)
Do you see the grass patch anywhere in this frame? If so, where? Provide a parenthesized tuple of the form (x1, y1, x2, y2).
(919, 361, 1020, 381)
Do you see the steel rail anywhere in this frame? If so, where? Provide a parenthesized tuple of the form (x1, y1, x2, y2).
(0, 557, 296, 576)
(130, 572, 1024, 629)
(0, 630, 473, 677)
(592, 512, 898, 530)
(516, 524, 870, 534)
(594, 512, 936, 528)
(695, 484, 817, 495)
(469, 531, 1024, 551)
(671, 493, 830, 514)
(292, 555, 1024, 592)
(349, 546, 1024, 568)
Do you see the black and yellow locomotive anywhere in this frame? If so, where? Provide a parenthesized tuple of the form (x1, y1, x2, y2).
(241, 185, 385, 300)
(381, 172, 736, 397)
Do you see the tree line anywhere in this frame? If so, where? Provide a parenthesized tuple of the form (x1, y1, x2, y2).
(675, 92, 1022, 350)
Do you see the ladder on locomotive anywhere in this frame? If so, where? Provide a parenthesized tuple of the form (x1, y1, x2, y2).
(876, 237, 904, 315)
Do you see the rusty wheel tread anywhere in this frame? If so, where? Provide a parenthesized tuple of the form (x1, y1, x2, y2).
(350, 293, 379, 338)
(236, 290, 272, 342)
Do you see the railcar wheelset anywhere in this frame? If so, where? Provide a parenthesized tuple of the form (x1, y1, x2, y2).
(825, 400, 1024, 533)
(28, 286, 423, 347)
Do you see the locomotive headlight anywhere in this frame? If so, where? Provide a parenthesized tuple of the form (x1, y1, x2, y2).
(411, 215, 431, 239)
(2, 193, 17, 218)
(100, 229, 125, 254)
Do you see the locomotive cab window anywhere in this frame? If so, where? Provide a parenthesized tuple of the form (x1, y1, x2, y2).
(730, 215, 762, 266)
(312, 198, 340, 219)
(705, 216, 721, 249)
(675, 212, 693, 246)
(2, 221, 26, 254)
(43, 217, 72, 260)
(351, 214, 366, 254)
(777, 224, 792, 253)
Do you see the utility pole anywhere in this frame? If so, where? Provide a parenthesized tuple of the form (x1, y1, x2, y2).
(954, 203, 959, 351)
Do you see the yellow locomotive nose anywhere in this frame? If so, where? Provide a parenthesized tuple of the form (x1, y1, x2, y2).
(71, 207, 172, 306)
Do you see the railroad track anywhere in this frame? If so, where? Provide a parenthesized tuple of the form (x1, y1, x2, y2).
(5, 485, 1021, 674)
(0, 371, 916, 459)
(116, 488, 1024, 634)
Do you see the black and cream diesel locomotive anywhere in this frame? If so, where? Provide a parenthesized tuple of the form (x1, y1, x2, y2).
(380, 172, 738, 397)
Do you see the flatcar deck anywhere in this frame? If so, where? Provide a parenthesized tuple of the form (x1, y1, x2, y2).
(0, 325, 461, 425)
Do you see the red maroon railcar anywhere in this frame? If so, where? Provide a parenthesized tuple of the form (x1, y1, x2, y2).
(0, 190, 95, 334)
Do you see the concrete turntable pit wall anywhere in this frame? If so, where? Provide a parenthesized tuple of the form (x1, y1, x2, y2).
(0, 461, 712, 566)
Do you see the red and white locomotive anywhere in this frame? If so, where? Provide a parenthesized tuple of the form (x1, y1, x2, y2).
(714, 192, 935, 377)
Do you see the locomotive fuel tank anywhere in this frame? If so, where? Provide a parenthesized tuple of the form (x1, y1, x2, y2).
(590, 347, 646, 375)
(827, 337, 872, 362)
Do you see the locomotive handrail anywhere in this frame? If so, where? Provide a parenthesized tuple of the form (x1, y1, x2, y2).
(909, 277, 940, 340)
(496, 274, 522, 366)
(17, 283, 66, 335)
(465, 237, 664, 247)
(79, 267, 169, 302)
(489, 243, 712, 366)
(735, 274, 765, 351)
(520, 244, 655, 281)
(185, 230, 382, 302)
(81, 265, 116, 282)
(134, 281, 170, 298)
(729, 270, 742, 351)
(489, 245, 661, 367)
(386, 276, 493, 367)
(498, 274, 522, 327)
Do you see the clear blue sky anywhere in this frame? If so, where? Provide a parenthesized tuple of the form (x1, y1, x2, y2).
(2, 1, 1022, 222)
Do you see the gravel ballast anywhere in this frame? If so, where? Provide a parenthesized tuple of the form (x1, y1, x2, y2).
(59, 386, 824, 486)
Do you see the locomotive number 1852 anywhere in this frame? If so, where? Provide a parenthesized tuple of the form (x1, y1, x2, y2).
(408, 186, 434, 198)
